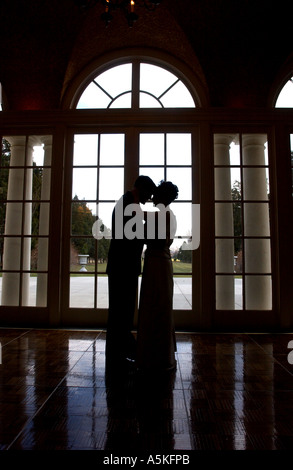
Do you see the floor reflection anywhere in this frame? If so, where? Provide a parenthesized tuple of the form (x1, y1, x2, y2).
(0, 329, 293, 450)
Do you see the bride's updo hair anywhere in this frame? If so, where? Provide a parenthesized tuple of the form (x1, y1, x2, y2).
(155, 181, 179, 206)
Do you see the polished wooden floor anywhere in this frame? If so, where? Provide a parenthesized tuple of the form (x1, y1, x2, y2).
(1, 328, 293, 451)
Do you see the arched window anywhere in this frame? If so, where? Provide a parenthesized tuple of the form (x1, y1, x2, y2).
(63, 59, 197, 326)
(76, 62, 195, 109)
(275, 77, 293, 204)
(275, 77, 293, 107)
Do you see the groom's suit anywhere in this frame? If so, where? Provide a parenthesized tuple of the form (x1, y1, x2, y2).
(106, 191, 144, 366)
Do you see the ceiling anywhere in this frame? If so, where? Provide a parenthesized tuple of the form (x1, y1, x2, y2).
(0, 0, 292, 109)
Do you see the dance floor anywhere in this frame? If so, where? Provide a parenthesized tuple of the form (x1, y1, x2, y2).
(0, 328, 293, 454)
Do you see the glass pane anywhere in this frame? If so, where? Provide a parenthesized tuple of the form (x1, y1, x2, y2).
(96, 275, 108, 308)
(244, 239, 271, 273)
(140, 63, 177, 98)
(98, 168, 124, 200)
(139, 92, 162, 108)
(110, 92, 132, 109)
(0, 135, 51, 308)
(72, 167, 97, 200)
(96, 202, 115, 237)
(214, 134, 240, 165)
(71, 246, 93, 271)
(36, 273, 47, 307)
(1, 138, 11, 166)
(234, 242, 242, 272)
(77, 82, 111, 109)
(166, 167, 191, 200)
(32, 143, 45, 166)
(214, 168, 234, 200)
(215, 203, 239, 236)
(171, 202, 192, 238)
(32, 168, 51, 200)
(0, 237, 3, 269)
(161, 80, 195, 108)
(97, 237, 110, 267)
(21, 237, 32, 271)
(245, 275, 272, 309)
(139, 167, 164, 186)
(242, 135, 268, 165)
(0, 204, 5, 234)
(173, 276, 192, 309)
(35, 238, 49, 271)
(24, 237, 38, 270)
(167, 134, 191, 165)
(2, 237, 21, 269)
(142, 201, 156, 213)
(3, 203, 22, 234)
(243, 203, 270, 236)
(275, 79, 293, 107)
(0, 168, 9, 200)
(24, 202, 47, 235)
(26, 275, 37, 306)
(6, 168, 26, 198)
(37, 202, 50, 236)
(70, 275, 94, 308)
(229, 141, 240, 165)
(71, 202, 95, 236)
(291, 134, 293, 198)
(215, 239, 235, 273)
(73, 135, 98, 166)
(139, 134, 164, 165)
(173, 238, 192, 272)
(242, 168, 269, 199)
(216, 275, 239, 310)
(0, 272, 20, 305)
(95, 64, 132, 101)
(231, 169, 241, 192)
(235, 276, 243, 309)
(99, 134, 124, 166)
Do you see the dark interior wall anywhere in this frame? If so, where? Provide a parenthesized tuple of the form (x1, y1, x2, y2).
(0, 1, 292, 110)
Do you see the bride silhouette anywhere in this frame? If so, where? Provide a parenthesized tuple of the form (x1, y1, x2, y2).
(136, 180, 179, 372)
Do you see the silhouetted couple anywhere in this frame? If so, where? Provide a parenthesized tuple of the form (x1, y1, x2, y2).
(106, 175, 178, 374)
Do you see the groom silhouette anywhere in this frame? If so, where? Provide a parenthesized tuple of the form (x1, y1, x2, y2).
(105, 175, 156, 370)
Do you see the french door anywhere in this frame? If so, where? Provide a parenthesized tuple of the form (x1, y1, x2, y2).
(60, 128, 199, 329)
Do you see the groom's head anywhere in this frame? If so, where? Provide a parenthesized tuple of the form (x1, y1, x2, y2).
(134, 175, 156, 204)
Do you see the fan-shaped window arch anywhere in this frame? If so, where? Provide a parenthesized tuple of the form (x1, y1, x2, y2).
(275, 76, 293, 107)
(76, 61, 196, 109)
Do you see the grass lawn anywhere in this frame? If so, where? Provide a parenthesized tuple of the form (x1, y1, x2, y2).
(70, 260, 192, 276)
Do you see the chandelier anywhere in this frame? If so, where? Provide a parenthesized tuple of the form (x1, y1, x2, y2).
(75, 0, 162, 27)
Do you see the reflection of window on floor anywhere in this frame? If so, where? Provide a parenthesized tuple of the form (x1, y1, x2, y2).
(214, 134, 272, 310)
(0, 136, 51, 306)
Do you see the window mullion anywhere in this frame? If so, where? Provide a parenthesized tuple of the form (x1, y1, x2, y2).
(132, 61, 140, 109)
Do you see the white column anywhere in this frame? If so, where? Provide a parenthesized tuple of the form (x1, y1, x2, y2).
(36, 136, 52, 306)
(214, 134, 235, 309)
(1, 136, 38, 305)
(242, 134, 271, 309)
